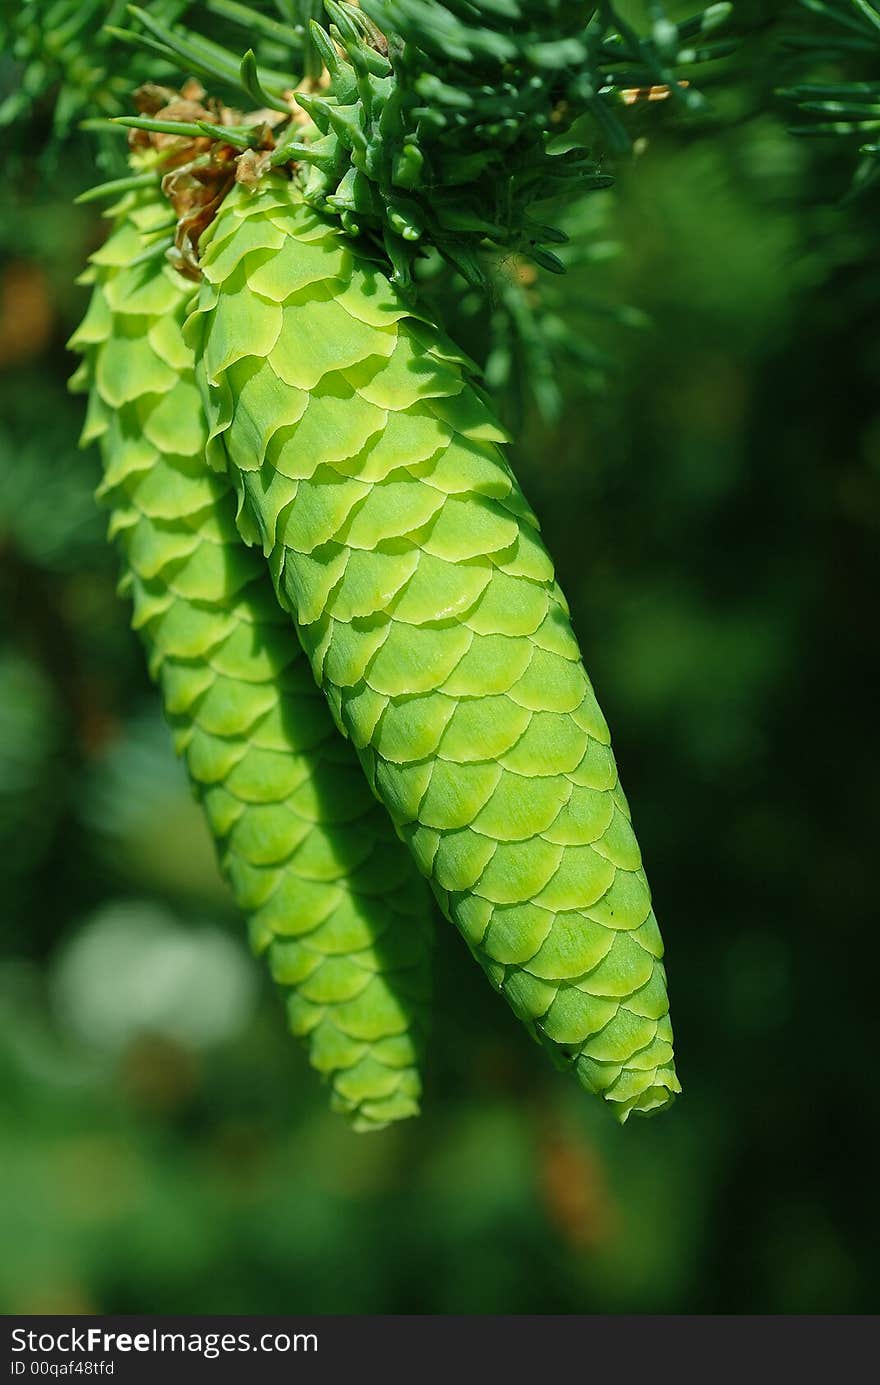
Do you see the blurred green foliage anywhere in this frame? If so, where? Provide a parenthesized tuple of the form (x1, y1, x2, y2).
(1, 0, 878, 1315)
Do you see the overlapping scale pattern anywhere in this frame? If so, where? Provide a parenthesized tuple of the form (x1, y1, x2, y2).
(69, 189, 434, 1130)
(190, 176, 680, 1120)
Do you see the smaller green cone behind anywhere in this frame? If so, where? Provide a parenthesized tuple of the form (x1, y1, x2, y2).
(69, 188, 434, 1131)
(188, 178, 680, 1122)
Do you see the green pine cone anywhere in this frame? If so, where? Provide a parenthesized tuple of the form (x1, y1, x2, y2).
(69, 187, 434, 1131)
(188, 176, 680, 1121)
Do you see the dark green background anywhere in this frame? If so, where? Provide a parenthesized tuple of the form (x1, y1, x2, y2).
(1, 3, 877, 1314)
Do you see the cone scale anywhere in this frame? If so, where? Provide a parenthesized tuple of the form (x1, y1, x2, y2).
(70, 187, 434, 1131)
(188, 175, 680, 1121)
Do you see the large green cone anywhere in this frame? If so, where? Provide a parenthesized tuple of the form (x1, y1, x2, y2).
(188, 176, 680, 1121)
(69, 188, 434, 1131)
